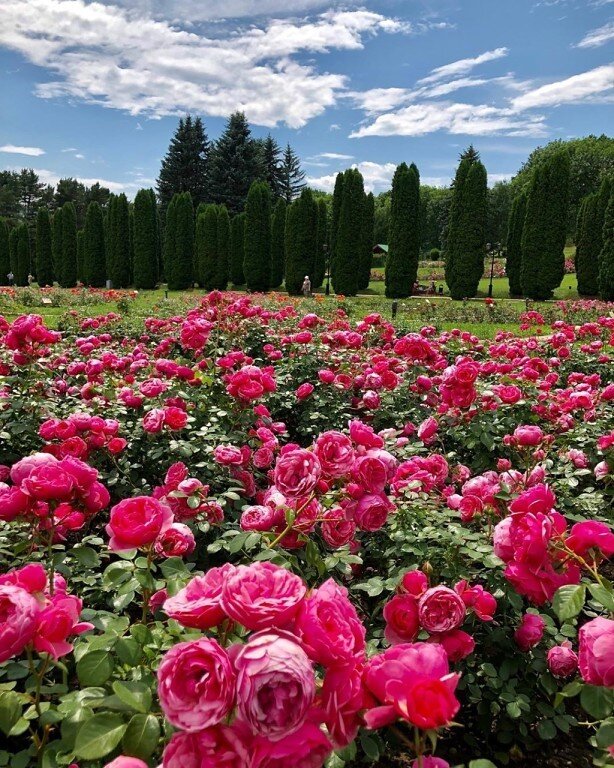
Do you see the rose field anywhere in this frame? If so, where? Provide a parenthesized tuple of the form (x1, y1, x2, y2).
(0, 292, 613, 768)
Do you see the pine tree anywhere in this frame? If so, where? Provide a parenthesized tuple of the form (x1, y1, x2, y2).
(279, 144, 306, 204)
(84, 201, 107, 287)
(261, 135, 283, 200)
(0, 218, 10, 285)
(332, 169, 364, 297)
(243, 181, 272, 292)
(209, 113, 260, 214)
(505, 191, 527, 297)
(52, 208, 63, 276)
(270, 198, 287, 289)
(214, 205, 230, 290)
(35, 208, 54, 287)
(9, 227, 18, 275)
(385, 164, 421, 298)
(598, 188, 614, 301)
(359, 192, 375, 291)
(167, 192, 194, 290)
(15, 224, 30, 286)
(284, 188, 318, 295)
(313, 198, 328, 289)
(128, 208, 135, 285)
(107, 193, 131, 288)
(330, 172, 344, 282)
(76, 229, 85, 283)
(576, 178, 611, 296)
(157, 115, 209, 210)
(445, 149, 488, 300)
(521, 151, 570, 300)
(133, 189, 158, 289)
(58, 202, 77, 288)
(230, 213, 246, 286)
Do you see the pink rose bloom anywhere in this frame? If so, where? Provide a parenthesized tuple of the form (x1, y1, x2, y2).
(349, 420, 384, 449)
(321, 661, 367, 747)
(411, 759, 450, 768)
(566, 521, 614, 559)
(105, 758, 149, 768)
(509, 483, 556, 516)
(234, 630, 315, 740)
(351, 452, 396, 493)
(164, 406, 188, 430)
(253, 446, 274, 469)
(505, 560, 581, 606)
(418, 587, 466, 633)
(313, 431, 355, 479)
(493, 517, 514, 561)
(296, 382, 314, 400)
(214, 444, 244, 466)
(320, 508, 356, 549)
(578, 617, 614, 687)
(162, 724, 251, 768)
(401, 570, 429, 598)
(567, 449, 589, 468)
(547, 643, 578, 679)
(10, 452, 58, 485)
(294, 578, 365, 665)
(142, 408, 165, 433)
(0, 584, 41, 663)
(417, 416, 438, 444)
(106, 496, 173, 552)
(163, 565, 234, 629)
(363, 643, 460, 730)
(274, 449, 321, 499)
(428, 629, 475, 662)
(240, 504, 282, 532)
(251, 721, 333, 768)
(384, 594, 420, 645)
(32, 594, 92, 658)
(513, 425, 544, 446)
(352, 493, 394, 532)
(0, 486, 30, 521)
(514, 613, 545, 652)
(157, 638, 236, 731)
(22, 464, 74, 501)
(595, 461, 609, 481)
(221, 562, 306, 631)
(154, 522, 196, 557)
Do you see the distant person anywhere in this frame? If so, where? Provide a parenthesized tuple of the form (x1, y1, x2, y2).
(429, 281, 436, 295)
(7, 271, 14, 286)
(413, 281, 419, 295)
(438, 285, 444, 296)
(27, 273, 34, 286)
(302, 275, 312, 297)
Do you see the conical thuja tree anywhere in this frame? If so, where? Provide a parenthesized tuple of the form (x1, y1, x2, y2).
(77, 229, 85, 283)
(521, 150, 570, 300)
(358, 191, 374, 291)
(313, 197, 328, 290)
(58, 202, 77, 288)
(385, 163, 420, 298)
(230, 213, 246, 286)
(270, 198, 287, 289)
(107, 193, 132, 288)
(133, 188, 158, 289)
(329, 172, 344, 283)
(0, 218, 10, 285)
(167, 192, 194, 290)
(9, 227, 18, 275)
(332, 168, 364, 297)
(213, 205, 230, 290)
(195, 204, 218, 289)
(52, 209, 63, 277)
(505, 191, 527, 297)
(243, 181, 271, 292)
(576, 177, 611, 297)
(599, 187, 614, 301)
(83, 201, 107, 287)
(35, 208, 54, 287)
(15, 224, 30, 286)
(285, 187, 317, 295)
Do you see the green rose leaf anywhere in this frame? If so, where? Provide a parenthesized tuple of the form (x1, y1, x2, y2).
(580, 685, 614, 720)
(77, 650, 114, 687)
(122, 714, 160, 759)
(0, 691, 22, 736)
(74, 713, 128, 759)
(552, 584, 585, 622)
(112, 681, 152, 714)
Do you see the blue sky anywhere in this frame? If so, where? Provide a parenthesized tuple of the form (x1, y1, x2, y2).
(0, 0, 612, 196)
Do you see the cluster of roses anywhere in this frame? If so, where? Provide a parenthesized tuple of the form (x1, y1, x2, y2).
(493, 483, 614, 605)
(38, 413, 127, 460)
(142, 404, 189, 433)
(438, 357, 479, 410)
(0, 563, 93, 664)
(224, 364, 277, 402)
(1, 314, 61, 365)
(152, 461, 224, 527)
(158, 561, 460, 768)
(0, 452, 110, 540)
(383, 570, 496, 662)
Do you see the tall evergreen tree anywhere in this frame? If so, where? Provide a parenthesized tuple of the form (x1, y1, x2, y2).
(15, 224, 30, 286)
(285, 188, 318, 295)
(575, 178, 612, 296)
(213, 205, 230, 290)
(167, 192, 194, 290)
(133, 189, 158, 289)
(243, 181, 272, 292)
(598, 188, 614, 301)
(279, 144, 306, 204)
(359, 192, 375, 292)
(385, 164, 420, 298)
(332, 169, 364, 296)
(107, 194, 131, 288)
(52, 209, 63, 276)
(195, 205, 218, 288)
(445, 149, 488, 300)
(76, 229, 85, 283)
(35, 208, 54, 287)
(230, 213, 246, 286)
(163, 195, 177, 280)
(157, 115, 209, 210)
(83, 201, 107, 287)
(58, 202, 77, 288)
(270, 198, 287, 289)
(9, 227, 18, 275)
(330, 172, 344, 282)
(260, 135, 283, 200)
(521, 151, 570, 300)
(0, 218, 10, 285)
(209, 113, 260, 214)
(505, 191, 527, 297)
(313, 198, 328, 289)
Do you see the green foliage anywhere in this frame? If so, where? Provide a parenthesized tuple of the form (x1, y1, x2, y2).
(598, 187, 614, 301)
(52, 207, 63, 278)
(446, 149, 488, 300)
(59, 202, 77, 288)
(285, 187, 318, 295)
(162, 195, 177, 282)
(35, 208, 54, 287)
(576, 178, 611, 296)
(15, 223, 30, 286)
(259, 134, 283, 201)
(487, 180, 513, 247)
(83, 201, 107, 288)
(230, 212, 246, 286)
(332, 169, 364, 296)
(195, 204, 217, 289)
(330, 172, 344, 275)
(8, 225, 18, 275)
(106, 194, 131, 289)
(521, 150, 570, 300)
(157, 115, 209, 210)
(313, 197, 328, 289)
(358, 192, 374, 291)
(505, 191, 527, 297)
(76, 229, 85, 283)
(385, 163, 420, 298)
(243, 181, 272, 291)
(0, 217, 9, 285)
(270, 198, 287, 289)
(214, 205, 230, 290)
(209, 112, 261, 215)
(167, 192, 194, 291)
(133, 189, 158, 289)
(279, 143, 306, 204)
(420, 186, 452, 253)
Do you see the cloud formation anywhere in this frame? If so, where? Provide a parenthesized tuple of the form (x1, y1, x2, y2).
(511, 64, 614, 109)
(575, 21, 614, 48)
(0, 144, 45, 156)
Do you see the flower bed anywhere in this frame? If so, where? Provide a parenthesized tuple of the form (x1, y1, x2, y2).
(0, 293, 613, 768)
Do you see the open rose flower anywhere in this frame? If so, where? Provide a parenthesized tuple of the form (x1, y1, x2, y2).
(162, 725, 251, 768)
(418, 586, 466, 633)
(251, 721, 333, 768)
(313, 431, 354, 479)
(578, 617, 614, 687)
(163, 564, 235, 629)
(106, 496, 173, 552)
(384, 594, 420, 645)
(273, 448, 321, 499)
(0, 584, 41, 663)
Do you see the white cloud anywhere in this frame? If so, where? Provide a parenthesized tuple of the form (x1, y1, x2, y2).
(0, 1, 411, 128)
(417, 47, 508, 85)
(575, 22, 614, 48)
(329, 123, 341, 130)
(0, 144, 45, 156)
(61, 147, 77, 152)
(511, 64, 614, 109)
(318, 152, 354, 160)
(110, 0, 331, 21)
